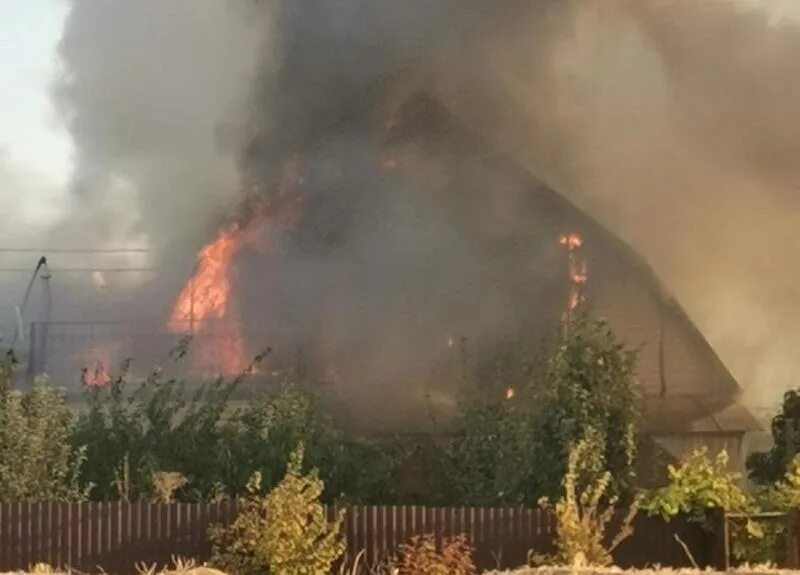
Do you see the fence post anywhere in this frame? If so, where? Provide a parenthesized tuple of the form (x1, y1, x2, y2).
(710, 508, 729, 571)
(787, 510, 800, 568)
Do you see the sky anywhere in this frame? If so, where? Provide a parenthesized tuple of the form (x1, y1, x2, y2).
(0, 0, 70, 233)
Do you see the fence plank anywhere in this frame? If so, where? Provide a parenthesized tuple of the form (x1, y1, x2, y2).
(788, 510, 800, 569)
(0, 502, 724, 573)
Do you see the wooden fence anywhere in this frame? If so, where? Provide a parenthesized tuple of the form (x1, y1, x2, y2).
(0, 502, 715, 574)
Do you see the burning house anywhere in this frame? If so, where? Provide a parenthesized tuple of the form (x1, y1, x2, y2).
(22, 1, 798, 485)
(23, 90, 759, 472)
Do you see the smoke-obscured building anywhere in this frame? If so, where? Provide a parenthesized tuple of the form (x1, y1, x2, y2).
(22, 92, 759, 472)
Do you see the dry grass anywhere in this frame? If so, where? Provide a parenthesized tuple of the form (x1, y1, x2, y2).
(487, 568, 800, 575)
(4, 562, 799, 575)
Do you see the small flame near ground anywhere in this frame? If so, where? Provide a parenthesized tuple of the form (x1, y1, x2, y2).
(80, 346, 114, 387)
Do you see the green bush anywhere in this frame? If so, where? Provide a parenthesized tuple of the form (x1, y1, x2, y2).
(209, 444, 345, 575)
(642, 448, 753, 520)
(72, 350, 399, 504)
(643, 448, 766, 564)
(0, 355, 86, 501)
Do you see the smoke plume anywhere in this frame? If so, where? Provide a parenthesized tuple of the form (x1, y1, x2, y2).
(433, 0, 800, 416)
(50, 0, 800, 419)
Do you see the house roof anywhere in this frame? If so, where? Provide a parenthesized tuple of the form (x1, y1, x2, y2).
(390, 92, 757, 434)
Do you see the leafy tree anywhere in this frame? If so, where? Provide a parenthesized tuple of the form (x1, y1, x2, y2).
(747, 389, 800, 484)
(534, 315, 640, 497)
(447, 315, 640, 504)
(0, 354, 85, 501)
(210, 444, 345, 575)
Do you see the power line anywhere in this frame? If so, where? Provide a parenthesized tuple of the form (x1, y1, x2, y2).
(0, 268, 155, 273)
(0, 248, 151, 254)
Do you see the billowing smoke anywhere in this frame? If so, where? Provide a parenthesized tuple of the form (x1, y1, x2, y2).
(433, 0, 800, 416)
(49, 0, 800, 421)
(48, 0, 272, 318)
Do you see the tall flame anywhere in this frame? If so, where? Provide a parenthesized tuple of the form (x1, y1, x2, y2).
(168, 223, 247, 374)
(169, 224, 243, 333)
(168, 160, 306, 375)
(559, 232, 588, 327)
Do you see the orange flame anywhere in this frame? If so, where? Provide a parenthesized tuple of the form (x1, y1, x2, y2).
(168, 160, 306, 375)
(81, 346, 114, 387)
(83, 361, 111, 388)
(168, 223, 247, 374)
(559, 233, 584, 249)
(560, 232, 588, 319)
(506, 387, 515, 400)
(169, 224, 242, 332)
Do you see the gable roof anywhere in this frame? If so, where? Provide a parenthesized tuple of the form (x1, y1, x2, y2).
(390, 92, 755, 432)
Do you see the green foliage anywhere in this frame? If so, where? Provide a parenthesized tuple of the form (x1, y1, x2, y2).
(536, 316, 640, 497)
(0, 355, 86, 501)
(538, 427, 639, 567)
(725, 453, 800, 566)
(222, 386, 398, 503)
(642, 448, 765, 564)
(642, 448, 753, 520)
(446, 394, 526, 505)
(771, 453, 800, 509)
(209, 444, 345, 575)
(748, 389, 800, 484)
(396, 534, 476, 575)
(447, 315, 640, 505)
(72, 359, 241, 501)
(73, 353, 397, 503)
(4, 315, 640, 508)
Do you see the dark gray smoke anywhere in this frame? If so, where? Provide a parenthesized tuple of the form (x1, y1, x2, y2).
(52, 0, 269, 258)
(50, 0, 800, 421)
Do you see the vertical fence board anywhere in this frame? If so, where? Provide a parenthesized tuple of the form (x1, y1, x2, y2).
(94, 502, 103, 566)
(188, 502, 198, 555)
(11, 501, 21, 569)
(61, 502, 71, 570)
(68, 502, 79, 570)
(0, 504, 7, 567)
(45, 501, 54, 566)
(29, 502, 40, 567)
(160, 503, 169, 564)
